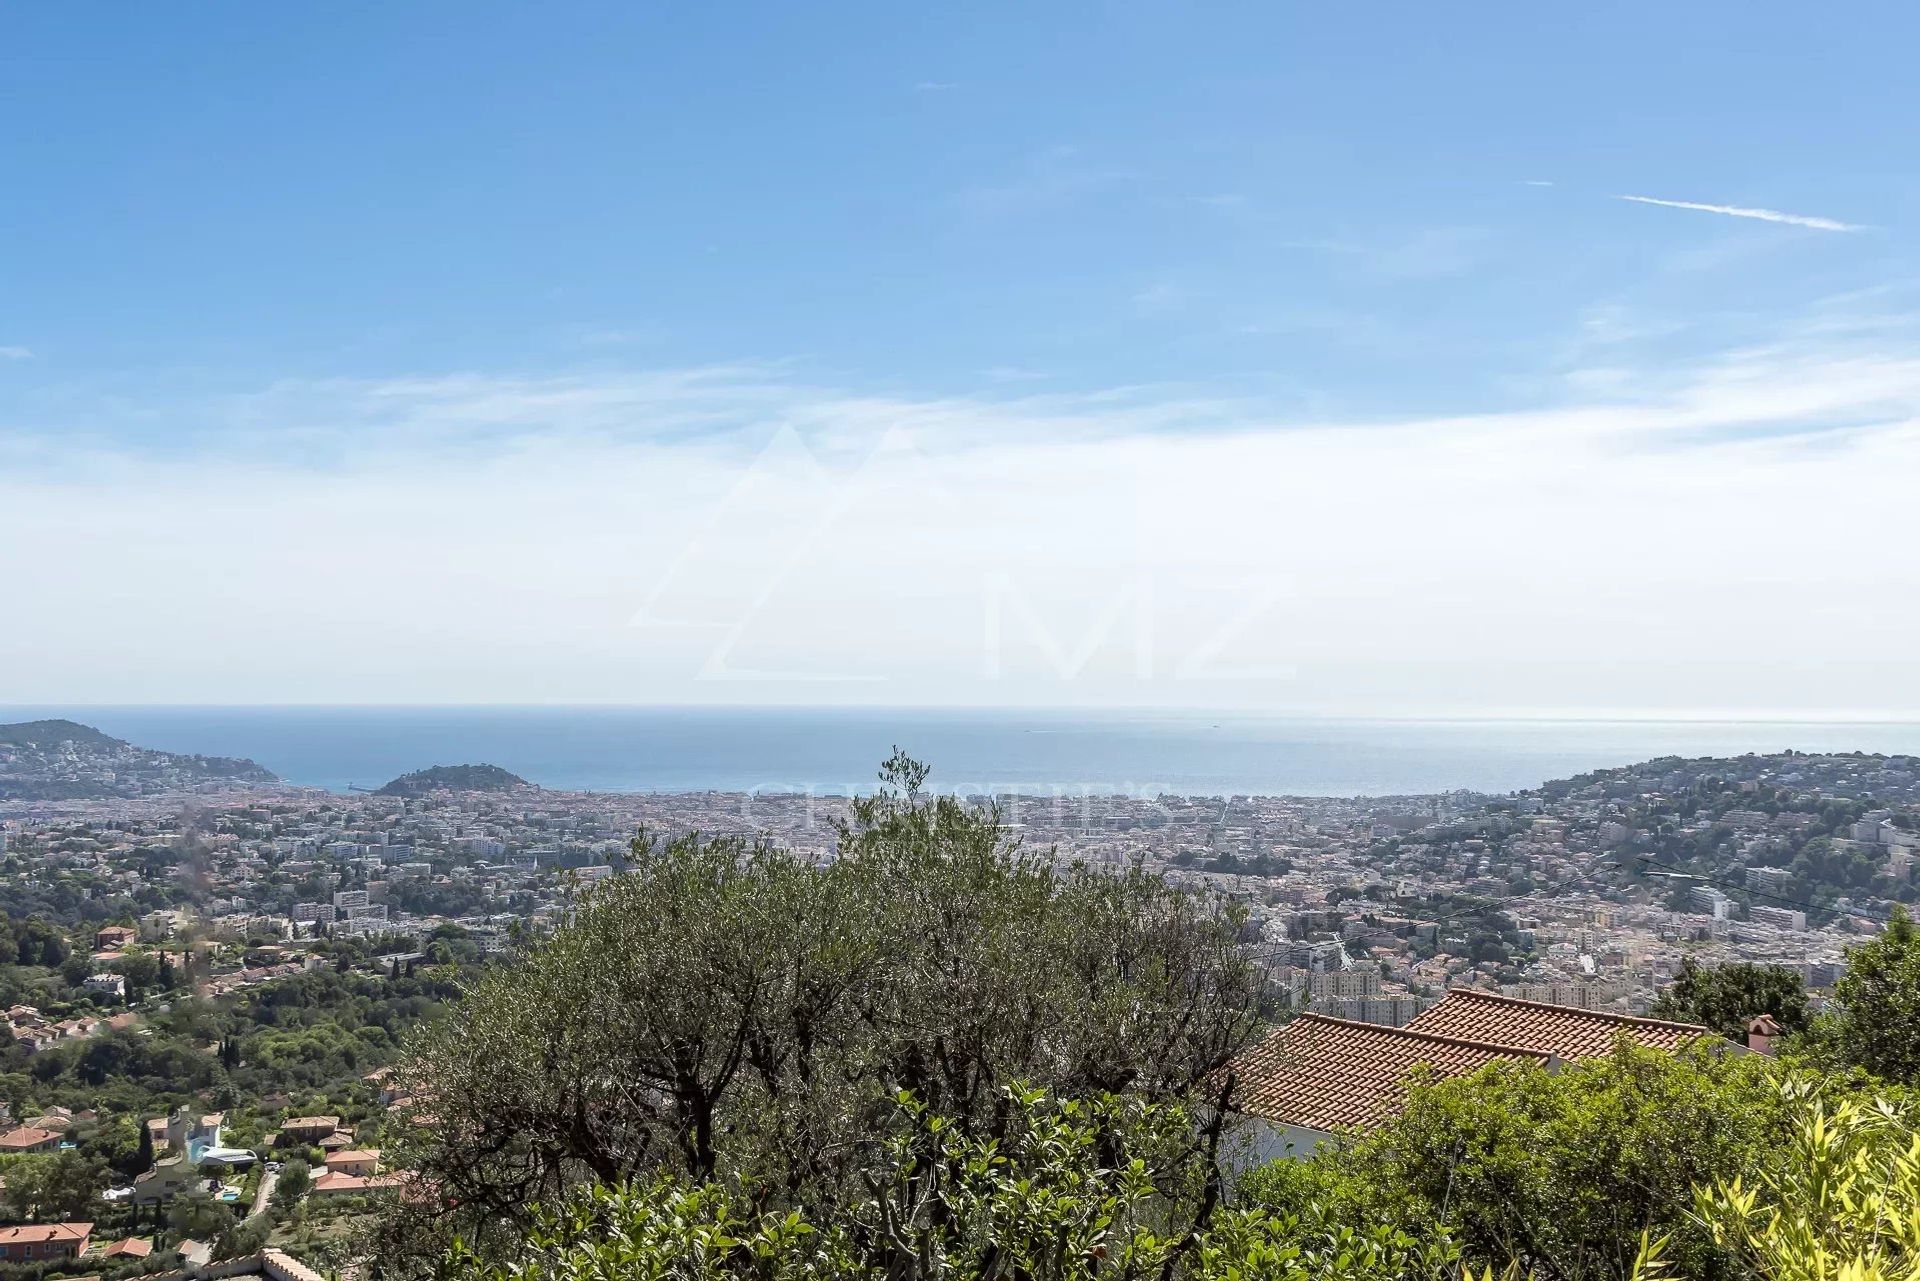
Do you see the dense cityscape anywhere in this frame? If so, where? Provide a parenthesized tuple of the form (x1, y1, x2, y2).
(2, 717, 1915, 1272)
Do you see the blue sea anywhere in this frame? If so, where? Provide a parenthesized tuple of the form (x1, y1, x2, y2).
(5, 706, 1920, 798)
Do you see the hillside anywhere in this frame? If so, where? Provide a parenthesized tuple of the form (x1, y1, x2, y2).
(0, 718, 278, 801)
(0, 718, 127, 751)
(377, 763, 533, 797)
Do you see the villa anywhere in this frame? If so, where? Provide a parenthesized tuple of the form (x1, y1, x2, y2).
(132, 1108, 258, 1205)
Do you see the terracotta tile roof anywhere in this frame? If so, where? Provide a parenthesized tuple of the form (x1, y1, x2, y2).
(0, 1125, 61, 1150)
(311, 1169, 406, 1194)
(0, 1222, 92, 1246)
(1406, 988, 1712, 1058)
(324, 1148, 380, 1167)
(1232, 1013, 1551, 1134)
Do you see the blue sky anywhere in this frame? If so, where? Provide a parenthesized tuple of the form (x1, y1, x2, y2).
(5, 4, 1920, 713)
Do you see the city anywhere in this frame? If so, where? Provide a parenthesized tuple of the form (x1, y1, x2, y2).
(3, 717, 1915, 1270)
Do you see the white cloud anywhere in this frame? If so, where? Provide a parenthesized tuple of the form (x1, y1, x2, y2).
(3, 325, 1920, 713)
(1617, 194, 1861, 232)
(0, 346, 32, 360)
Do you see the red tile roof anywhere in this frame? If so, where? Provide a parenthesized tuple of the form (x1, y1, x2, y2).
(0, 1125, 60, 1151)
(1406, 988, 1712, 1058)
(1232, 1013, 1551, 1134)
(311, 1169, 406, 1195)
(0, 1221, 92, 1246)
(324, 1149, 379, 1168)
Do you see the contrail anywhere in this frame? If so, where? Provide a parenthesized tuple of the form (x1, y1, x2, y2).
(1617, 194, 1859, 232)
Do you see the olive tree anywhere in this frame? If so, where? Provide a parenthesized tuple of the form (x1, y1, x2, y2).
(395, 754, 1262, 1252)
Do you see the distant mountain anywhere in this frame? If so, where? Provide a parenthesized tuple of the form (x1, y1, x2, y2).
(0, 719, 278, 801)
(377, 763, 533, 797)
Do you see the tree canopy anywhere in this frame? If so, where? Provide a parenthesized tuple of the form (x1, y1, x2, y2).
(397, 753, 1262, 1258)
(1818, 907, 1920, 1085)
(1651, 960, 1812, 1040)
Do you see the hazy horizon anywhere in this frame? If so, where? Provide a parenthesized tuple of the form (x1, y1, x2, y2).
(11, 702, 1920, 727)
(13, 703, 1920, 799)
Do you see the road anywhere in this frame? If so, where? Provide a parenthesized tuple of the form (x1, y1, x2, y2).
(248, 1167, 279, 1219)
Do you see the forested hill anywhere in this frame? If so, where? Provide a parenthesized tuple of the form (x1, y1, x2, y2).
(377, 763, 533, 797)
(0, 718, 278, 801)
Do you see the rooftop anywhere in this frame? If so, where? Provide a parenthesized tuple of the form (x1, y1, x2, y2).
(1406, 988, 1712, 1057)
(0, 1222, 93, 1246)
(1233, 1013, 1550, 1134)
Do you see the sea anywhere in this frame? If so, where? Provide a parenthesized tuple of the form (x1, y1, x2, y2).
(5, 706, 1920, 799)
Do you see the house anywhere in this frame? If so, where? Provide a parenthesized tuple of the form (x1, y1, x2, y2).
(0, 1125, 62, 1154)
(176, 1239, 214, 1267)
(1232, 987, 1714, 1157)
(309, 1169, 405, 1198)
(1232, 1015, 1551, 1158)
(362, 1066, 405, 1105)
(95, 926, 137, 951)
(0, 1222, 93, 1263)
(83, 973, 127, 998)
(323, 1148, 380, 1177)
(7, 1026, 57, 1054)
(140, 910, 188, 942)
(98, 1236, 155, 1259)
(277, 1116, 340, 1145)
(132, 1108, 257, 1205)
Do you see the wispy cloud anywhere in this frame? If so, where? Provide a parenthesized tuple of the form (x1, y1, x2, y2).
(1617, 194, 1861, 232)
(0, 346, 32, 360)
(914, 80, 956, 92)
(8, 312, 1920, 710)
(1523, 179, 1556, 188)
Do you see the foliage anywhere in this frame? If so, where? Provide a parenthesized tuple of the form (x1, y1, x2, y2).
(219, 1216, 273, 1260)
(438, 1086, 1458, 1281)
(1817, 907, 1920, 1085)
(169, 1186, 239, 1239)
(1243, 1042, 1793, 1281)
(0, 1150, 106, 1221)
(377, 763, 530, 797)
(400, 753, 1262, 1247)
(1695, 1081, 1920, 1280)
(276, 1157, 314, 1205)
(1652, 960, 1812, 1040)
(0, 913, 72, 969)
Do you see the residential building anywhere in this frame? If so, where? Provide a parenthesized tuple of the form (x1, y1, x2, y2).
(0, 1223, 93, 1263)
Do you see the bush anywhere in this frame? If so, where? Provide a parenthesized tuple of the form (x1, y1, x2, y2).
(1242, 1042, 1793, 1281)
(1694, 1080, 1920, 1279)
(438, 1086, 1459, 1281)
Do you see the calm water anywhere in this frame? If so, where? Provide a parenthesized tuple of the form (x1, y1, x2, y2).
(6, 706, 1920, 798)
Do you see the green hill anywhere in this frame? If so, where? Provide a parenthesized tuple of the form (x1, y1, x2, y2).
(0, 718, 278, 799)
(377, 763, 533, 797)
(0, 718, 126, 750)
